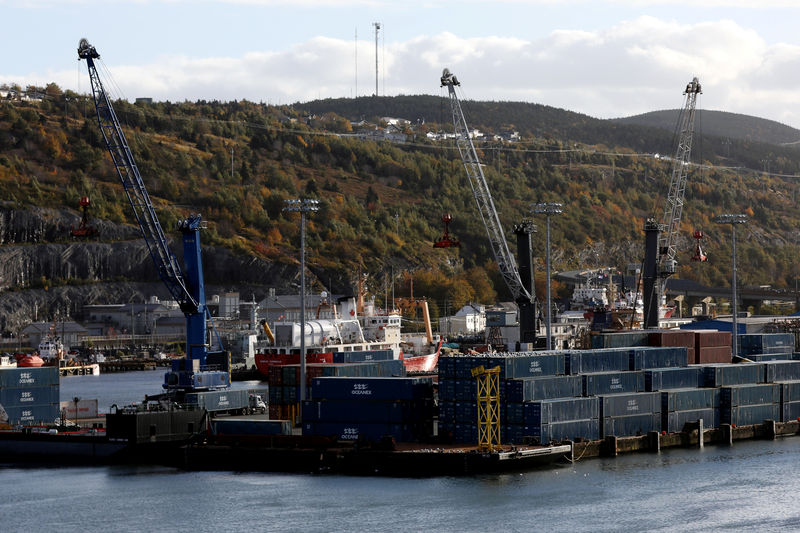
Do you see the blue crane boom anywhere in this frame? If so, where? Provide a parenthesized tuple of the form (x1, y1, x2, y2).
(78, 38, 228, 391)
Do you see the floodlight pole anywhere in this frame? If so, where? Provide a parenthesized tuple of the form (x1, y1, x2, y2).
(533, 202, 563, 351)
(715, 213, 747, 360)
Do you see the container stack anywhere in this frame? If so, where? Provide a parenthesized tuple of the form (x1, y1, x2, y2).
(0, 367, 60, 425)
(302, 376, 435, 442)
(780, 381, 800, 422)
(599, 392, 661, 438)
(720, 383, 781, 426)
(739, 333, 795, 360)
(661, 388, 720, 433)
(267, 359, 405, 419)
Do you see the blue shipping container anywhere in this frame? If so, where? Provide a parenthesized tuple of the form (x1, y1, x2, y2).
(583, 371, 644, 396)
(331, 349, 395, 363)
(742, 353, 792, 362)
(739, 333, 795, 356)
(0, 367, 59, 388)
(509, 353, 566, 378)
(302, 421, 415, 442)
(645, 367, 703, 391)
(780, 381, 800, 403)
(311, 377, 434, 402)
(1, 403, 60, 424)
(662, 388, 720, 412)
(781, 401, 800, 422)
(302, 399, 409, 423)
(438, 379, 455, 402)
(0, 385, 59, 408)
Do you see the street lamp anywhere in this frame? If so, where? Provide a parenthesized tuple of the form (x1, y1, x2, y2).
(715, 213, 747, 359)
(283, 198, 319, 405)
(533, 202, 563, 351)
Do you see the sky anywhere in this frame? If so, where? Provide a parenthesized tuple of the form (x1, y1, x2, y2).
(3, 0, 800, 127)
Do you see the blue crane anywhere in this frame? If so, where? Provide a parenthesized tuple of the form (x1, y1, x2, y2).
(78, 39, 229, 391)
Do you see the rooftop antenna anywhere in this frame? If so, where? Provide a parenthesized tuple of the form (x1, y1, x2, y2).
(373, 22, 381, 96)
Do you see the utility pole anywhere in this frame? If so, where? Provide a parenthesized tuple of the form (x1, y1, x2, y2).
(715, 213, 747, 360)
(373, 22, 381, 97)
(284, 199, 320, 404)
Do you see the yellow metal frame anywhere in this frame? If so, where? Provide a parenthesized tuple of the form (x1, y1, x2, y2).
(471, 365, 501, 452)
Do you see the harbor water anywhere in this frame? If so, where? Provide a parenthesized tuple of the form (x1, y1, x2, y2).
(0, 372, 797, 531)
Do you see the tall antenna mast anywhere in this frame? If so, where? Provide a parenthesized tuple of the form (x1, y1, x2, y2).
(354, 27, 358, 98)
(373, 22, 381, 96)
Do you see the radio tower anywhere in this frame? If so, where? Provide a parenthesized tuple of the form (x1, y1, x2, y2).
(373, 22, 381, 96)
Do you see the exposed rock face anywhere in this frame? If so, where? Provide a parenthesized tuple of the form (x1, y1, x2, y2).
(0, 205, 298, 334)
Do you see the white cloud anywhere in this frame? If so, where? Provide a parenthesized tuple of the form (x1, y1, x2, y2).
(6, 15, 800, 128)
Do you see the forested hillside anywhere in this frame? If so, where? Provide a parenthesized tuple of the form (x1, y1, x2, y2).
(1, 85, 800, 329)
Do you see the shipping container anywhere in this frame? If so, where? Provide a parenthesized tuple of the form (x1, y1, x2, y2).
(59, 398, 99, 419)
(693, 330, 732, 348)
(311, 376, 434, 402)
(302, 421, 416, 442)
(630, 347, 689, 370)
(506, 375, 582, 403)
(454, 401, 478, 424)
(599, 392, 661, 418)
(649, 330, 695, 349)
(602, 413, 661, 438)
(0, 367, 59, 388)
(0, 384, 59, 408)
(663, 408, 720, 433)
(212, 418, 292, 436)
(781, 401, 800, 422)
(183, 389, 254, 412)
(454, 379, 473, 402)
(582, 371, 644, 396)
(0, 403, 60, 425)
(302, 399, 416, 423)
(524, 418, 600, 444)
(527, 397, 599, 424)
(695, 346, 731, 364)
(645, 367, 703, 391)
(591, 331, 650, 349)
(739, 333, 795, 356)
(508, 353, 566, 378)
(661, 388, 720, 412)
(720, 384, 781, 407)
(721, 404, 780, 426)
(439, 400, 455, 423)
(331, 349, 395, 363)
(780, 381, 800, 403)
(438, 356, 455, 378)
(742, 353, 792, 362)
(762, 361, 800, 383)
(438, 378, 455, 402)
(702, 364, 764, 387)
(566, 349, 630, 375)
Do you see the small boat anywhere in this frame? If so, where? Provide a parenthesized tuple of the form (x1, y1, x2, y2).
(17, 354, 45, 367)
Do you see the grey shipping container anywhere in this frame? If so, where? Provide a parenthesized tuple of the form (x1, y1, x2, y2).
(601, 413, 661, 438)
(630, 347, 689, 370)
(663, 408, 720, 433)
(720, 384, 781, 407)
(702, 364, 763, 387)
(302, 421, 416, 442)
(763, 361, 800, 383)
(583, 371, 644, 396)
(742, 353, 792, 362)
(739, 333, 795, 356)
(645, 367, 703, 391)
(721, 403, 780, 426)
(525, 418, 600, 444)
(528, 397, 599, 424)
(780, 381, 800, 403)
(591, 331, 650, 349)
(781, 401, 800, 422)
(509, 353, 566, 378)
(0, 367, 59, 388)
(505, 375, 582, 403)
(183, 389, 250, 412)
(662, 388, 720, 412)
(567, 349, 630, 375)
(331, 349, 395, 363)
(599, 392, 661, 418)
